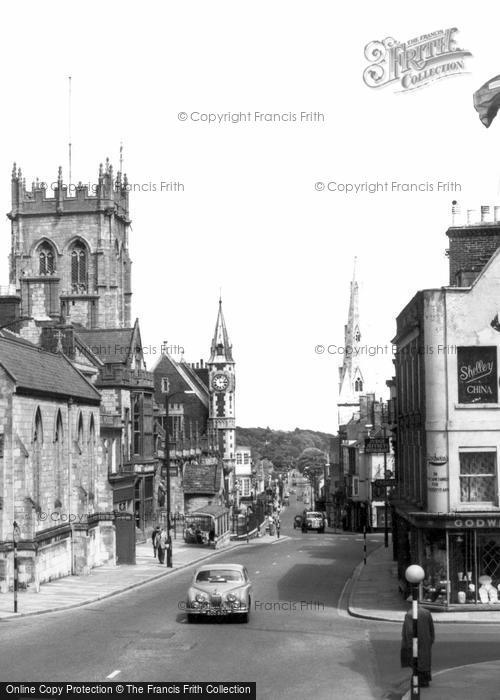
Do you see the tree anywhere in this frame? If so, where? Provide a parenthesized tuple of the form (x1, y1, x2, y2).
(297, 447, 327, 474)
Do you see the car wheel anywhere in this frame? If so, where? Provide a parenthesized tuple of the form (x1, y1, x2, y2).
(187, 613, 195, 624)
(318, 528, 324, 533)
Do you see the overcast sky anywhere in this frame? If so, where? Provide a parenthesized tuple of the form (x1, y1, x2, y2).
(0, 2, 499, 433)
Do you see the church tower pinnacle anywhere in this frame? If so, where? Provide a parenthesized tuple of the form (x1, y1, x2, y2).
(337, 258, 364, 426)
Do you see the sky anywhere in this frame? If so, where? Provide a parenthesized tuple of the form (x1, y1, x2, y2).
(0, 2, 499, 433)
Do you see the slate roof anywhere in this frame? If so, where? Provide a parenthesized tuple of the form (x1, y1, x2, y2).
(183, 462, 223, 495)
(76, 328, 135, 364)
(0, 336, 101, 403)
(187, 503, 228, 518)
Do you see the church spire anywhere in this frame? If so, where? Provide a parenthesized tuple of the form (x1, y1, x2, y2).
(337, 258, 364, 425)
(209, 298, 234, 363)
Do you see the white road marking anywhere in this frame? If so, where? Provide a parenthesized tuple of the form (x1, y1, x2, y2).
(255, 570, 260, 574)
(272, 562, 277, 565)
(337, 578, 351, 618)
(106, 670, 121, 679)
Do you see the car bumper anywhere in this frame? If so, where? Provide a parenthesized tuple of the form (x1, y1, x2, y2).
(186, 605, 249, 616)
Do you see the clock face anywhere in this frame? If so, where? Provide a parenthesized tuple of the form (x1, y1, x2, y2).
(212, 373, 229, 392)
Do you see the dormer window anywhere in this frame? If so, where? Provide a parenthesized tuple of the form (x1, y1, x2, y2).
(39, 242, 55, 275)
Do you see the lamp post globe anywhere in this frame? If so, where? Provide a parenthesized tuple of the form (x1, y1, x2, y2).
(405, 564, 425, 585)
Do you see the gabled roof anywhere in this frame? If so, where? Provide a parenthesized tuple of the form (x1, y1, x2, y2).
(76, 319, 142, 366)
(0, 335, 101, 403)
(183, 462, 223, 494)
(152, 352, 209, 408)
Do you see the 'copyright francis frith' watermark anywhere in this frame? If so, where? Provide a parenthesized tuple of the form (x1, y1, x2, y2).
(36, 181, 184, 193)
(88, 342, 185, 357)
(315, 344, 461, 357)
(177, 600, 326, 612)
(177, 111, 325, 124)
(362, 28, 472, 92)
(314, 180, 462, 194)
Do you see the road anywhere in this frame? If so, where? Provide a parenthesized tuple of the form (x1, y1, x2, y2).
(1, 495, 500, 699)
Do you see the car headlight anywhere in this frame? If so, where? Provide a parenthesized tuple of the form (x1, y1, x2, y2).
(195, 593, 207, 603)
(226, 593, 237, 603)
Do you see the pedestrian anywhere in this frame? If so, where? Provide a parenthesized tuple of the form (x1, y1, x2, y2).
(156, 527, 167, 564)
(275, 516, 281, 538)
(268, 514, 274, 536)
(152, 525, 161, 558)
(401, 601, 435, 687)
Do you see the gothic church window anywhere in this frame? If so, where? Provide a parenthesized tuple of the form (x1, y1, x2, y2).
(88, 415, 95, 501)
(71, 241, 87, 292)
(33, 408, 43, 507)
(39, 242, 55, 275)
(355, 378, 363, 392)
(54, 410, 64, 507)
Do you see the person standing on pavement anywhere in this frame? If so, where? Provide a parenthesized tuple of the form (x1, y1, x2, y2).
(156, 527, 167, 564)
(275, 515, 281, 538)
(152, 525, 161, 558)
(401, 602, 435, 687)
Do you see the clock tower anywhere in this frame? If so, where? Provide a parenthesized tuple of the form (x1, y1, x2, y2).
(208, 299, 235, 477)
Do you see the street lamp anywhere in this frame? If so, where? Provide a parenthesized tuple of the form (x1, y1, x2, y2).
(405, 564, 425, 699)
(160, 378, 194, 567)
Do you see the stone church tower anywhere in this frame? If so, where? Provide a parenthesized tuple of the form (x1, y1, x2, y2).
(7, 160, 132, 331)
(207, 299, 236, 474)
(337, 259, 364, 426)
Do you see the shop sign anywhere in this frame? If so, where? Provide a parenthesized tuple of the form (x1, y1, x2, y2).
(457, 346, 498, 403)
(364, 437, 390, 453)
(451, 517, 500, 529)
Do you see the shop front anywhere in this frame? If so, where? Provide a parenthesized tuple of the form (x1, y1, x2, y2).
(397, 510, 500, 609)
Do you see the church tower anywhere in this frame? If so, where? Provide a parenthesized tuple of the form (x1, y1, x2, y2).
(207, 299, 236, 474)
(7, 160, 132, 331)
(337, 259, 364, 426)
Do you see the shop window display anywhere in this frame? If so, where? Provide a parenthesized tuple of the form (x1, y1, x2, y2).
(422, 530, 449, 604)
(449, 531, 477, 604)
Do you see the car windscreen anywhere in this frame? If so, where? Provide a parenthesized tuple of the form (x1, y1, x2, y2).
(307, 513, 322, 518)
(195, 569, 244, 582)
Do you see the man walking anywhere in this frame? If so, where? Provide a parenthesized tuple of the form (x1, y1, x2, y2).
(275, 516, 281, 538)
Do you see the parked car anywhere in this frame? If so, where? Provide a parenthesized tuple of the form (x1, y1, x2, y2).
(301, 511, 325, 533)
(185, 564, 252, 623)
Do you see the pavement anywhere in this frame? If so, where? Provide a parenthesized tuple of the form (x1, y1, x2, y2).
(2, 526, 500, 699)
(347, 536, 500, 699)
(0, 530, 289, 621)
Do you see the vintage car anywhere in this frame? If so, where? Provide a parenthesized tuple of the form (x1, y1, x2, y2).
(301, 511, 325, 533)
(185, 563, 252, 623)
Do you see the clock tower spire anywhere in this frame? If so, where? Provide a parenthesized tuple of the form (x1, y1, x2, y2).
(208, 298, 236, 481)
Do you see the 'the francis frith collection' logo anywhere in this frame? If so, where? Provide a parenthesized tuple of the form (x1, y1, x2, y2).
(363, 28, 472, 92)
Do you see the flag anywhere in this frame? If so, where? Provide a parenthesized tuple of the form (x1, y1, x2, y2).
(474, 75, 500, 128)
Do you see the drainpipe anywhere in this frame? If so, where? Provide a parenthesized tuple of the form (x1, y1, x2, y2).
(68, 398, 74, 574)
